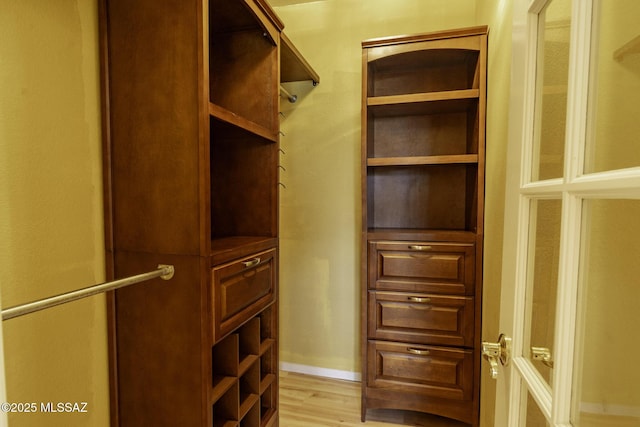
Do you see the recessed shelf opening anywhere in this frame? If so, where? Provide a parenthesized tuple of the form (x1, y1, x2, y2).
(368, 104, 479, 159)
(368, 49, 480, 97)
(367, 164, 478, 232)
(209, 0, 278, 132)
(210, 117, 277, 242)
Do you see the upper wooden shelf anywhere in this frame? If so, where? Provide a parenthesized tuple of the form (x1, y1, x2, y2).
(369, 89, 478, 106)
(614, 35, 640, 61)
(368, 90, 478, 117)
(209, 103, 278, 143)
(280, 32, 320, 85)
(367, 154, 478, 167)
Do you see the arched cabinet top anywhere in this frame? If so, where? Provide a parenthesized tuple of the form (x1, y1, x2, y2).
(362, 25, 487, 51)
(362, 26, 488, 109)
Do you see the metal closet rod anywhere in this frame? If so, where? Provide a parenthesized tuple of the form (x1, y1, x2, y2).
(279, 85, 297, 103)
(1, 264, 175, 321)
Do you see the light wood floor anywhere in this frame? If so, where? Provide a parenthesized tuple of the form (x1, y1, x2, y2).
(279, 371, 470, 427)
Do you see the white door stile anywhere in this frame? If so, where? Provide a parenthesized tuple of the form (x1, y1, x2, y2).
(500, 0, 538, 424)
(522, 9, 542, 186)
(552, 192, 582, 424)
(564, 0, 592, 183)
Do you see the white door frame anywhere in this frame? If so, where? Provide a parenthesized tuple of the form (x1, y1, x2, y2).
(492, 0, 529, 420)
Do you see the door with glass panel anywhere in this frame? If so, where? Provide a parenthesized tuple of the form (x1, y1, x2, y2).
(489, 0, 640, 425)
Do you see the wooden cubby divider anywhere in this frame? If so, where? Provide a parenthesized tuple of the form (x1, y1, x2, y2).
(212, 381, 239, 426)
(260, 383, 276, 426)
(211, 305, 277, 427)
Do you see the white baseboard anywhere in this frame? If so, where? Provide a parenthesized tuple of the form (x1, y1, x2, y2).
(280, 361, 361, 382)
(580, 402, 640, 418)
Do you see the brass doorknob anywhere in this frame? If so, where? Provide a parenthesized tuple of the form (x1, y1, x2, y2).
(481, 334, 511, 379)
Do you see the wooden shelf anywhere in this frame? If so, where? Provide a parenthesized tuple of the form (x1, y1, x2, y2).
(239, 394, 259, 420)
(260, 373, 276, 394)
(614, 35, 640, 61)
(368, 91, 478, 117)
(369, 89, 479, 106)
(212, 376, 237, 403)
(210, 236, 277, 266)
(239, 355, 259, 377)
(280, 32, 319, 84)
(367, 228, 478, 242)
(367, 154, 478, 167)
(209, 103, 278, 143)
(260, 408, 277, 427)
(259, 338, 275, 355)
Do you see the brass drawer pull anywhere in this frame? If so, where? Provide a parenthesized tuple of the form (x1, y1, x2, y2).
(407, 348, 430, 356)
(407, 296, 431, 304)
(408, 245, 432, 251)
(242, 257, 261, 268)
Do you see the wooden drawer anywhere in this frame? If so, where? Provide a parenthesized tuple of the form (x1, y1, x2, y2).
(369, 241, 475, 295)
(368, 291, 474, 347)
(212, 248, 276, 341)
(367, 340, 474, 401)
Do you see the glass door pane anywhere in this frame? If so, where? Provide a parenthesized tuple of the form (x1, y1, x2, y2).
(524, 199, 561, 385)
(585, 0, 640, 173)
(572, 199, 640, 426)
(532, 0, 572, 181)
(527, 389, 551, 427)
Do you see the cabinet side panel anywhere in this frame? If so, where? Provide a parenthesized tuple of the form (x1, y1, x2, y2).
(106, 0, 203, 255)
(114, 253, 205, 426)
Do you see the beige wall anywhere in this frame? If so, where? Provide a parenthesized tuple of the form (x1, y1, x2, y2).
(0, 1, 109, 426)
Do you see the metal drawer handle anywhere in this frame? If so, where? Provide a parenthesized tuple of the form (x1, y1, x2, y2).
(407, 348, 430, 356)
(407, 296, 431, 304)
(408, 245, 432, 251)
(242, 257, 261, 268)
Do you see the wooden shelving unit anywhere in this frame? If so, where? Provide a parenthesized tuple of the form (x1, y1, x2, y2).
(360, 26, 487, 426)
(100, 0, 318, 425)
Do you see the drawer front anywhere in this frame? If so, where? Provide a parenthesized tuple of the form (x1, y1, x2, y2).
(367, 340, 474, 401)
(212, 248, 276, 340)
(369, 241, 475, 295)
(368, 291, 474, 347)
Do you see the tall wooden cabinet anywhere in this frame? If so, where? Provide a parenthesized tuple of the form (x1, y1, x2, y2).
(360, 27, 488, 425)
(100, 1, 316, 426)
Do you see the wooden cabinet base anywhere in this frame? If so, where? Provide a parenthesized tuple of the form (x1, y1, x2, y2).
(363, 392, 476, 425)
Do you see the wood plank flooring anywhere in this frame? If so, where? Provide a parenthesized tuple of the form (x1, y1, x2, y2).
(279, 371, 470, 426)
